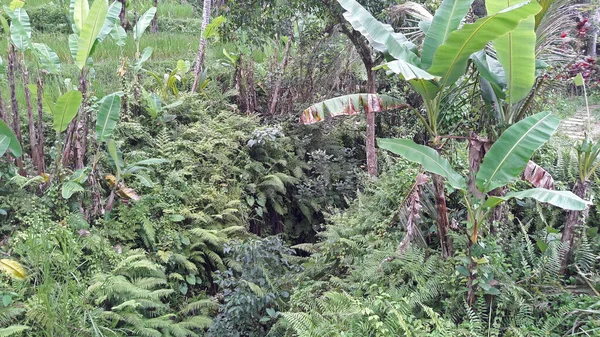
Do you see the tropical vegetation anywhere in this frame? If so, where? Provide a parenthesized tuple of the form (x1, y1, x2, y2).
(0, 0, 598, 335)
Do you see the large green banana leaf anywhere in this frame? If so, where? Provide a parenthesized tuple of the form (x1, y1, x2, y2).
(410, 79, 441, 100)
(96, 92, 122, 142)
(133, 7, 157, 42)
(484, 188, 590, 210)
(300, 94, 406, 124)
(4, 6, 31, 50)
(487, 0, 536, 103)
(380, 60, 439, 81)
(68, 34, 78, 60)
(73, 0, 89, 32)
(471, 51, 506, 95)
(53, 90, 83, 133)
(428, 0, 541, 88)
(378, 138, 466, 191)
(32, 43, 60, 74)
(0, 119, 22, 157)
(97, 1, 122, 42)
(75, 0, 108, 70)
(337, 0, 419, 65)
(421, 0, 474, 69)
(476, 111, 559, 192)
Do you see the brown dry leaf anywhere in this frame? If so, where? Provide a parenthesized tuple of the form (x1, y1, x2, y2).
(522, 160, 555, 189)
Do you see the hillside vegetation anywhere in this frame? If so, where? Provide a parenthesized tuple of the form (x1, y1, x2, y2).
(0, 0, 599, 336)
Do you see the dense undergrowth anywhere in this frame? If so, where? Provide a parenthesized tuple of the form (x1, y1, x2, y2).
(0, 0, 599, 336)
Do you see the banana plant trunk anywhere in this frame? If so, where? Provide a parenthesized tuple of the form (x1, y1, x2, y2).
(267, 35, 292, 116)
(365, 68, 377, 176)
(560, 179, 588, 272)
(339, 21, 378, 176)
(433, 173, 453, 258)
(0, 89, 5, 123)
(21, 58, 39, 172)
(151, 0, 158, 33)
(36, 74, 45, 173)
(7, 45, 25, 175)
(191, 0, 211, 93)
(75, 72, 89, 169)
(118, 0, 127, 29)
(62, 71, 88, 168)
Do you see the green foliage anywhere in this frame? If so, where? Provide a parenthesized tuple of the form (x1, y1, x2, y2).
(208, 236, 303, 337)
(74, 0, 108, 69)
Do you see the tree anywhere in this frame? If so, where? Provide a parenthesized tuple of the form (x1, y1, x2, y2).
(192, 0, 212, 93)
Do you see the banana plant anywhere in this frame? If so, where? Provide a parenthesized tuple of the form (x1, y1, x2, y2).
(560, 134, 600, 270)
(379, 111, 590, 302)
(302, 0, 542, 257)
(63, 0, 122, 169)
(104, 139, 168, 208)
(144, 60, 191, 100)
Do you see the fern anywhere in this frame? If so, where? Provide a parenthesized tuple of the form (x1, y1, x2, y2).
(0, 325, 29, 337)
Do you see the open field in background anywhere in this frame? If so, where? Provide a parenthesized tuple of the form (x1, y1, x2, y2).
(0, 0, 209, 101)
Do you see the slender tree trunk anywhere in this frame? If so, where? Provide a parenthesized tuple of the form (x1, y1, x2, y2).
(590, 9, 598, 57)
(560, 179, 588, 272)
(191, 0, 212, 93)
(365, 67, 377, 176)
(339, 21, 378, 176)
(36, 74, 45, 173)
(467, 132, 489, 199)
(267, 36, 292, 116)
(7, 45, 25, 175)
(433, 173, 453, 258)
(75, 72, 88, 169)
(151, 0, 158, 33)
(0, 87, 6, 123)
(21, 58, 39, 172)
(118, 0, 127, 29)
(62, 71, 87, 168)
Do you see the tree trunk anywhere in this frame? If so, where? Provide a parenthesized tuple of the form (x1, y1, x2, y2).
(339, 21, 378, 176)
(7, 45, 25, 175)
(433, 173, 453, 258)
(0, 86, 6, 123)
(267, 36, 292, 116)
(151, 0, 158, 33)
(75, 72, 88, 169)
(590, 9, 599, 57)
(119, 0, 127, 29)
(191, 0, 212, 93)
(62, 71, 87, 168)
(467, 132, 489, 199)
(36, 74, 45, 174)
(560, 179, 588, 272)
(365, 67, 377, 176)
(21, 58, 39, 172)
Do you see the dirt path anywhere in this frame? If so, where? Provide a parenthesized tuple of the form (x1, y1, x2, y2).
(558, 105, 600, 140)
